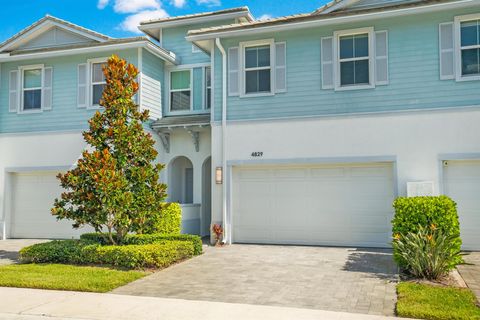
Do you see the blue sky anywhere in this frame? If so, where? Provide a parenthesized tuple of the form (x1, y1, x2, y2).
(0, 0, 328, 43)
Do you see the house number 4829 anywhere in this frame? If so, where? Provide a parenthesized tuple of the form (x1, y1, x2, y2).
(251, 152, 263, 157)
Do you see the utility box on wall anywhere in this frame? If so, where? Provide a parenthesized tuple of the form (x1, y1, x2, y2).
(407, 181, 435, 197)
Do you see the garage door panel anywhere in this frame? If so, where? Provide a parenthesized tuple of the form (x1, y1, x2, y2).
(444, 160, 480, 250)
(233, 163, 395, 247)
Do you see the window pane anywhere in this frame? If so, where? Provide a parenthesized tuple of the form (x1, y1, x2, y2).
(258, 69, 271, 92)
(23, 89, 41, 110)
(92, 84, 105, 105)
(245, 47, 258, 68)
(354, 34, 369, 57)
(461, 48, 480, 75)
(171, 91, 190, 111)
(92, 63, 106, 83)
(24, 69, 42, 89)
(340, 36, 354, 59)
(354, 60, 369, 84)
(340, 61, 355, 85)
(205, 67, 211, 87)
(461, 20, 479, 47)
(206, 89, 211, 109)
(171, 70, 190, 90)
(257, 46, 270, 67)
(245, 70, 258, 93)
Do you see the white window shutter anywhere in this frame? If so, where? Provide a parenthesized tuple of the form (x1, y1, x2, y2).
(9, 70, 19, 113)
(228, 47, 239, 96)
(321, 37, 334, 89)
(77, 63, 87, 108)
(439, 22, 455, 80)
(275, 42, 287, 93)
(42, 67, 53, 111)
(375, 30, 389, 85)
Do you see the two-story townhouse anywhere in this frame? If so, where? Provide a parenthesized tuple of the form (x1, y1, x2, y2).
(0, 1, 479, 251)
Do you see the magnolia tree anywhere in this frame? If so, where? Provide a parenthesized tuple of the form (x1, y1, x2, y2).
(52, 55, 167, 245)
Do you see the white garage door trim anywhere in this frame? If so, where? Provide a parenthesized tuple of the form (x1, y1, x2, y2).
(440, 155, 480, 251)
(227, 157, 397, 247)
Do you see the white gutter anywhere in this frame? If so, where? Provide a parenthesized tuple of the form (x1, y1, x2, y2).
(215, 38, 229, 244)
(0, 41, 179, 65)
(187, 0, 480, 41)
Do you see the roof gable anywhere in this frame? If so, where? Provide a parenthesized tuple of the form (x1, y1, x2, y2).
(0, 15, 111, 52)
(313, 0, 426, 14)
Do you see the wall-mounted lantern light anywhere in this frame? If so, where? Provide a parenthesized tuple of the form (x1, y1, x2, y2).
(215, 167, 223, 184)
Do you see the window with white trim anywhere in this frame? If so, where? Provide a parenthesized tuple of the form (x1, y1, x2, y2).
(91, 62, 106, 106)
(205, 66, 211, 109)
(22, 67, 42, 111)
(243, 44, 272, 94)
(170, 70, 191, 111)
(459, 19, 480, 77)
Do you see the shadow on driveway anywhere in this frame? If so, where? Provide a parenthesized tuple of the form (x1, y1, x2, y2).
(342, 248, 398, 281)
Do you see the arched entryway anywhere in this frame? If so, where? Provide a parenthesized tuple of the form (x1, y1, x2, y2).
(168, 156, 194, 204)
(201, 157, 212, 237)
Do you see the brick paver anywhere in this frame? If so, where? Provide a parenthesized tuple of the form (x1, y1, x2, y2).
(0, 239, 49, 265)
(458, 252, 480, 303)
(113, 245, 399, 316)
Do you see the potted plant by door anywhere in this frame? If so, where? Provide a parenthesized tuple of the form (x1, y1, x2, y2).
(212, 224, 224, 246)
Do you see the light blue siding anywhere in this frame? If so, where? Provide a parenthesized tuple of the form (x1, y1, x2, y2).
(193, 67, 204, 110)
(162, 19, 234, 65)
(142, 48, 165, 118)
(214, 8, 480, 121)
(0, 49, 138, 133)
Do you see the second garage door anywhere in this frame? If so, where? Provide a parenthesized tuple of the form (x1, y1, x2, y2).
(232, 162, 395, 247)
(10, 172, 89, 239)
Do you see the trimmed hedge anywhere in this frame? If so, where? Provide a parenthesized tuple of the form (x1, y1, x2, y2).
(81, 241, 194, 269)
(392, 196, 462, 268)
(80, 233, 202, 255)
(19, 240, 194, 269)
(142, 203, 182, 235)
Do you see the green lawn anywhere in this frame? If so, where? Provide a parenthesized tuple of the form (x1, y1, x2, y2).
(397, 282, 480, 320)
(0, 264, 147, 293)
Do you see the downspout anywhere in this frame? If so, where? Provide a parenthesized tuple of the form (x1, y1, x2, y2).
(215, 38, 228, 244)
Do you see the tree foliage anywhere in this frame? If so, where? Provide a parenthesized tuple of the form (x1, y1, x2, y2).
(52, 55, 167, 244)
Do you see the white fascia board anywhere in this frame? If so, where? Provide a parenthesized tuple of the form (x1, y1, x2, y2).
(0, 41, 179, 65)
(139, 11, 251, 31)
(0, 20, 109, 52)
(186, 0, 480, 41)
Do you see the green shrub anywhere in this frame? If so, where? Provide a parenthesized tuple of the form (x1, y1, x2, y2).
(81, 241, 193, 269)
(140, 203, 182, 235)
(20, 240, 87, 264)
(392, 196, 462, 268)
(392, 226, 462, 279)
(80, 233, 202, 255)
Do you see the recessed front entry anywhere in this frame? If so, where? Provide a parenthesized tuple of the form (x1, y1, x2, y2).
(232, 162, 395, 247)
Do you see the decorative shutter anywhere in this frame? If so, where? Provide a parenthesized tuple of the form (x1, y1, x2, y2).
(321, 37, 334, 89)
(439, 22, 455, 80)
(275, 42, 287, 93)
(42, 67, 53, 111)
(375, 30, 388, 85)
(77, 63, 87, 108)
(9, 70, 19, 113)
(228, 47, 239, 96)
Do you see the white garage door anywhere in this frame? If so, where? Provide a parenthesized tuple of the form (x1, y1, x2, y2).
(10, 172, 87, 239)
(443, 160, 480, 250)
(232, 162, 395, 247)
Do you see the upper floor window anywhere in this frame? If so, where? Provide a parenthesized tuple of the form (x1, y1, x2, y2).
(22, 67, 42, 111)
(244, 44, 272, 94)
(333, 27, 374, 90)
(460, 19, 480, 77)
(91, 62, 106, 106)
(170, 70, 191, 111)
(205, 67, 211, 109)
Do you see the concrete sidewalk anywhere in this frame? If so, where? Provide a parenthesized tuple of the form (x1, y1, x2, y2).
(0, 287, 403, 320)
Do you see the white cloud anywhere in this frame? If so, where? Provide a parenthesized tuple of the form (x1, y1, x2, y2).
(196, 0, 221, 7)
(113, 0, 161, 13)
(97, 0, 109, 9)
(119, 9, 169, 33)
(171, 0, 186, 8)
(257, 14, 272, 21)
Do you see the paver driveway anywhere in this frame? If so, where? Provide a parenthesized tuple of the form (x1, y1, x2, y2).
(113, 244, 399, 316)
